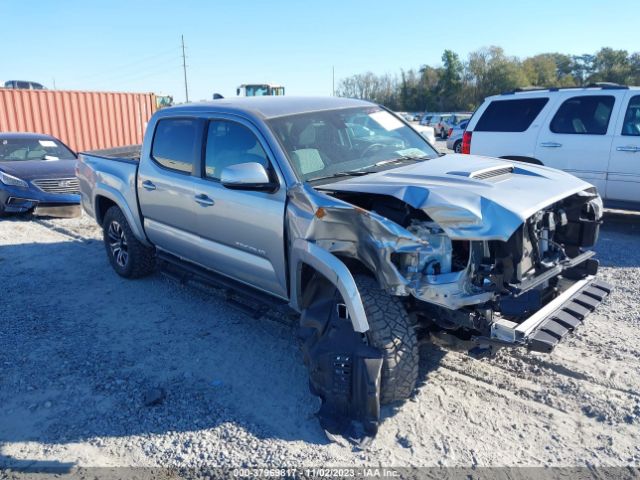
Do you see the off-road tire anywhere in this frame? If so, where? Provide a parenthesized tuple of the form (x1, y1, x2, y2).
(354, 274, 419, 404)
(102, 206, 155, 278)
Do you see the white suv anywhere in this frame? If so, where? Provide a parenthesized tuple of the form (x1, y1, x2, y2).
(462, 84, 640, 209)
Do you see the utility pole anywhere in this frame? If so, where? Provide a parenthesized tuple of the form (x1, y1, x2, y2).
(332, 66, 335, 96)
(181, 34, 189, 103)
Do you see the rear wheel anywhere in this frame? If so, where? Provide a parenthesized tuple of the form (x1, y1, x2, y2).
(454, 140, 462, 153)
(102, 206, 155, 278)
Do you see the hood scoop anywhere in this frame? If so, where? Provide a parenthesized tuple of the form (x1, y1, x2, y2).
(449, 164, 514, 181)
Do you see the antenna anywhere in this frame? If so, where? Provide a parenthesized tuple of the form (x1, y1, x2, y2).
(181, 34, 189, 103)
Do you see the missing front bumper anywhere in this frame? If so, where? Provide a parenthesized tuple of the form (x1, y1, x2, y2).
(491, 277, 612, 353)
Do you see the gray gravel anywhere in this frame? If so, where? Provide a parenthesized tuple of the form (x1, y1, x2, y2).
(0, 208, 639, 469)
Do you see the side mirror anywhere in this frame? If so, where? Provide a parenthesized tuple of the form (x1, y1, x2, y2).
(220, 162, 277, 192)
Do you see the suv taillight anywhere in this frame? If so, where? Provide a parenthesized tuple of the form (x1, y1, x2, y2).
(448, 128, 453, 137)
(461, 131, 472, 154)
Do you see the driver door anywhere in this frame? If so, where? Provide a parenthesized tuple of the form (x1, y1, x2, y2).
(190, 117, 288, 298)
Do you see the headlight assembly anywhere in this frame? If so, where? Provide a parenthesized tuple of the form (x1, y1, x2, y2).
(0, 171, 28, 188)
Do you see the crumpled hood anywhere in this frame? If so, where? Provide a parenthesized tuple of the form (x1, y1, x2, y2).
(0, 159, 77, 181)
(319, 154, 597, 241)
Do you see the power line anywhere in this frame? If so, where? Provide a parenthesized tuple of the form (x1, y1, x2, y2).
(73, 48, 180, 82)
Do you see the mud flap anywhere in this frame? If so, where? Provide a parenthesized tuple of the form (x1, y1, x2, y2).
(299, 280, 382, 446)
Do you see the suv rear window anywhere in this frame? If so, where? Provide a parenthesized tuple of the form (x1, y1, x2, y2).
(550, 95, 615, 135)
(151, 118, 198, 173)
(475, 98, 549, 132)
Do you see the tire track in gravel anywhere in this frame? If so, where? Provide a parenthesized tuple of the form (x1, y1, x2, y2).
(433, 349, 639, 427)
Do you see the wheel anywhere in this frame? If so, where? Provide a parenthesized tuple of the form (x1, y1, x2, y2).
(355, 275, 418, 404)
(454, 140, 462, 153)
(301, 273, 419, 405)
(102, 206, 155, 278)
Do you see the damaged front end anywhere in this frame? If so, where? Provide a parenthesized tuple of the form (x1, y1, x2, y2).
(288, 158, 611, 443)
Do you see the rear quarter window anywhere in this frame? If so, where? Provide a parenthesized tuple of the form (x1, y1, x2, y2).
(475, 98, 549, 132)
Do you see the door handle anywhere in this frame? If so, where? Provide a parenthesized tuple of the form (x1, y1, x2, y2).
(540, 142, 562, 148)
(616, 146, 640, 152)
(194, 193, 215, 206)
(141, 180, 156, 191)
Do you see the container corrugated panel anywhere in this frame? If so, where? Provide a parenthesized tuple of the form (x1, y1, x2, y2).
(0, 89, 157, 152)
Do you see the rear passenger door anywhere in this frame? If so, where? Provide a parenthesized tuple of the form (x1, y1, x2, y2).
(190, 117, 288, 298)
(535, 93, 620, 194)
(607, 92, 640, 205)
(138, 117, 203, 260)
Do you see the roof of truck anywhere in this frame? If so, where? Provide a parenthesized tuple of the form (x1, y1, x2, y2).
(163, 96, 375, 119)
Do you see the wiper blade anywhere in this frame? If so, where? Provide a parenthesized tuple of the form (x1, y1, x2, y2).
(307, 170, 370, 182)
(375, 155, 430, 166)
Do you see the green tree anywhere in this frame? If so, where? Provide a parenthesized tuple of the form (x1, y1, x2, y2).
(590, 48, 631, 84)
(437, 50, 463, 110)
(523, 54, 558, 86)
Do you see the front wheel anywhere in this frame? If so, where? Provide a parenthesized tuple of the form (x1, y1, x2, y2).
(301, 273, 419, 405)
(102, 206, 155, 278)
(355, 275, 419, 404)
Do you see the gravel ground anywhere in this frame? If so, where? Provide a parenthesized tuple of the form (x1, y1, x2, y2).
(0, 203, 639, 470)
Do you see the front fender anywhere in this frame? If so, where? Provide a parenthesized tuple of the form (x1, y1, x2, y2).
(290, 238, 369, 333)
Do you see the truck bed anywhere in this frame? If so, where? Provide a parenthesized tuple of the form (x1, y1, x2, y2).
(82, 144, 142, 163)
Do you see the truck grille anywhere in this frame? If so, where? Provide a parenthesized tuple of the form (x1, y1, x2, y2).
(32, 177, 80, 194)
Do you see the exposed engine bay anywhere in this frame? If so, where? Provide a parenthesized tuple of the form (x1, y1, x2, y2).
(324, 187, 605, 338)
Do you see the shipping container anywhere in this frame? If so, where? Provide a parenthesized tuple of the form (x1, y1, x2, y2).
(0, 89, 157, 152)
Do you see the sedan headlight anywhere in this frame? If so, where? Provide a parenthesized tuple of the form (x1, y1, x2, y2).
(0, 171, 29, 188)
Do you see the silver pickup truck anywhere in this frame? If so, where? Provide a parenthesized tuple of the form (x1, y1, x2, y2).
(78, 96, 611, 443)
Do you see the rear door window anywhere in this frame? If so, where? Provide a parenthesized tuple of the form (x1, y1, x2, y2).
(549, 95, 615, 135)
(621, 95, 640, 136)
(475, 98, 549, 132)
(151, 118, 198, 173)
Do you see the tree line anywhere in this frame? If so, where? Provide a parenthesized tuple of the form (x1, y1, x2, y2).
(336, 47, 640, 112)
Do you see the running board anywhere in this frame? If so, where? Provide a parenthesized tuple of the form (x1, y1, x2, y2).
(157, 251, 288, 318)
(491, 277, 612, 353)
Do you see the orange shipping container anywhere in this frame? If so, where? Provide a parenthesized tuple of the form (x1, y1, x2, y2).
(0, 89, 157, 152)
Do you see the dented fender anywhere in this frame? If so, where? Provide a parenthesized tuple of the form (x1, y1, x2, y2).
(290, 238, 369, 333)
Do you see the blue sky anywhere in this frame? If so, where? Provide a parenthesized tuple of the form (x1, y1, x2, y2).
(2, 0, 638, 102)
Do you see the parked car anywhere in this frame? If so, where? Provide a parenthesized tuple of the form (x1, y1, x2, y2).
(3, 80, 45, 90)
(463, 84, 640, 210)
(0, 132, 80, 217)
(77, 96, 610, 443)
(419, 113, 436, 126)
(410, 124, 436, 145)
(422, 113, 455, 138)
(446, 119, 469, 152)
(440, 113, 472, 139)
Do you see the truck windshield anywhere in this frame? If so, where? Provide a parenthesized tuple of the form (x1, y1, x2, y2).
(268, 106, 438, 182)
(0, 138, 76, 161)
